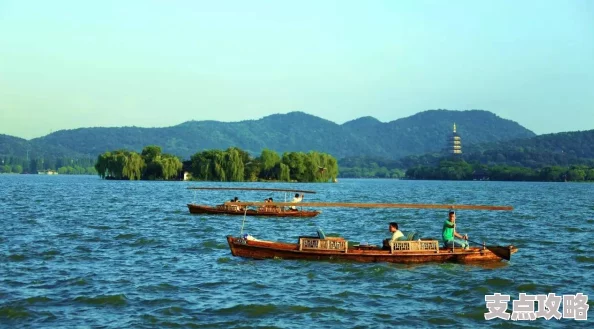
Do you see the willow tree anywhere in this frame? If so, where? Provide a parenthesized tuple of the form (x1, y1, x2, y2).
(314, 152, 339, 182)
(122, 152, 145, 180)
(190, 149, 227, 181)
(258, 149, 280, 180)
(279, 163, 291, 182)
(324, 155, 339, 181)
(142, 145, 163, 180)
(190, 152, 210, 180)
(244, 159, 261, 182)
(212, 150, 227, 181)
(225, 147, 245, 182)
(106, 151, 127, 179)
(95, 150, 144, 180)
(279, 151, 338, 182)
(281, 152, 307, 182)
(141, 145, 162, 162)
(161, 154, 183, 180)
(95, 152, 111, 178)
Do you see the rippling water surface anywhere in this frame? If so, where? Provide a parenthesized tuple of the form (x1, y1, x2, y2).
(1, 175, 593, 328)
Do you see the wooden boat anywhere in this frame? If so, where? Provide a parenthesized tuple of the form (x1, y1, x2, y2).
(225, 201, 517, 264)
(187, 204, 320, 217)
(227, 235, 518, 264)
(187, 187, 320, 218)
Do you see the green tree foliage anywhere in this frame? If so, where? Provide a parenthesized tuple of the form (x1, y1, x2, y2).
(142, 146, 162, 180)
(141, 145, 161, 161)
(137, 145, 182, 180)
(567, 167, 586, 181)
(587, 169, 594, 181)
(224, 147, 245, 182)
(190, 149, 228, 181)
(0, 155, 95, 174)
(539, 166, 566, 182)
(95, 147, 181, 180)
(281, 152, 306, 181)
(190, 147, 337, 182)
(259, 149, 281, 180)
(279, 163, 291, 182)
(12, 164, 23, 174)
(55, 165, 95, 175)
(260, 149, 279, 171)
(108, 151, 127, 180)
(338, 156, 405, 178)
(161, 155, 183, 180)
(244, 159, 261, 182)
(123, 152, 145, 180)
(95, 152, 111, 179)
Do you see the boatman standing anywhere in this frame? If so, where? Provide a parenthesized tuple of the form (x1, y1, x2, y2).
(442, 210, 469, 249)
(289, 193, 303, 211)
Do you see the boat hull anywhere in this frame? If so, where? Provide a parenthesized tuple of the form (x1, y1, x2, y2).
(188, 204, 320, 218)
(226, 236, 517, 264)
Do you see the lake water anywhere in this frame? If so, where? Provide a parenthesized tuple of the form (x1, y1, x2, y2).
(1, 175, 593, 328)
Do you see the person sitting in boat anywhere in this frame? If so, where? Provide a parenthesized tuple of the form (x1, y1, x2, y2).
(267, 197, 280, 212)
(289, 193, 303, 211)
(258, 198, 269, 212)
(442, 210, 469, 249)
(229, 196, 241, 211)
(383, 222, 405, 250)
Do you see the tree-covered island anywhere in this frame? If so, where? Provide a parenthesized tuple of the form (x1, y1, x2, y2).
(94, 145, 338, 182)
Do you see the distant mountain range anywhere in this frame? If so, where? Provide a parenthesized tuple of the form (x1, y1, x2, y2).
(0, 110, 536, 160)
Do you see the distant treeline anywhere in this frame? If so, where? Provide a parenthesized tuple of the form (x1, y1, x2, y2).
(405, 159, 594, 182)
(189, 147, 338, 182)
(338, 139, 594, 180)
(400, 148, 594, 170)
(338, 156, 405, 179)
(0, 156, 96, 175)
(94, 145, 338, 182)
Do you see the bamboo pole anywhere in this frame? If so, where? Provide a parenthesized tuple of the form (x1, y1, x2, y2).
(225, 201, 513, 211)
(187, 187, 317, 194)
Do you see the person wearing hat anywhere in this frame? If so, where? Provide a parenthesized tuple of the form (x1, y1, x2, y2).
(442, 210, 469, 249)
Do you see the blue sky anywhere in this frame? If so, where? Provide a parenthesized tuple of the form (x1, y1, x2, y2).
(1, 0, 593, 139)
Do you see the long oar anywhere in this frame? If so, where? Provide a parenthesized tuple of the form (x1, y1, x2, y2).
(467, 239, 511, 261)
(188, 187, 317, 194)
(228, 201, 513, 211)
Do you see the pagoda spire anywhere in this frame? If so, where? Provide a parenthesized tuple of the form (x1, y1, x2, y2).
(447, 123, 462, 155)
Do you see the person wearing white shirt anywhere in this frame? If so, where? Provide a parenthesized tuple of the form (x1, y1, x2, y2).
(389, 222, 404, 247)
(289, 193, 303, 211)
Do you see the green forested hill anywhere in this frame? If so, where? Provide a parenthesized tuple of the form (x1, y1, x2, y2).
(0, 134, 86, 158)
(0, 110, 534, 160)
(342, 109, 535, 156)
(461, 129, 594, 167)
(340, 129, 594, 176)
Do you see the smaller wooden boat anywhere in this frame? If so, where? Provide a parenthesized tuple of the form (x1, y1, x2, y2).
(227, 234, 517, 264)
(187, 204, 320, 218)
(186, 186, 320, 218)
